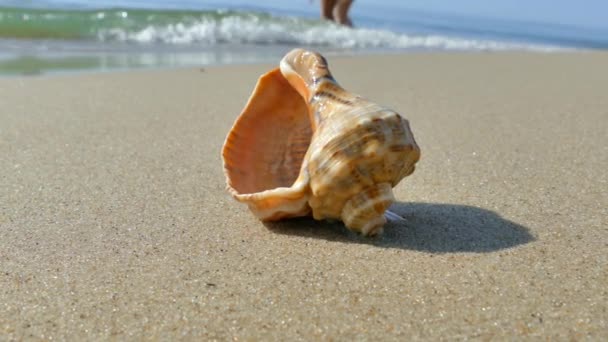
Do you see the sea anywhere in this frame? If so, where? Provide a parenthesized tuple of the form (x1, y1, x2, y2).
(1, 0, 607, 75)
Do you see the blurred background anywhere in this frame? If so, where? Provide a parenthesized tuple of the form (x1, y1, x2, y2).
(1, 0, 607, 75)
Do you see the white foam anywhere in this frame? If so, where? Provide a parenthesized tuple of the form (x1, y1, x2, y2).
(98, 16, 562, 52)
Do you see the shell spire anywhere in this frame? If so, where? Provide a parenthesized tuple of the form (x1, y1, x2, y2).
(222, 48, 420, 236)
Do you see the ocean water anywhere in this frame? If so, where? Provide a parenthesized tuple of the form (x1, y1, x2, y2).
(1, 0, 606, 75)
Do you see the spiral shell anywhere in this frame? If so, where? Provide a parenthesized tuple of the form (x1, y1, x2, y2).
(222, 49, 420, 236)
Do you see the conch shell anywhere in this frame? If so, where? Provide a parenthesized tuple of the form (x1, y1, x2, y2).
(222, 49, 420, 236)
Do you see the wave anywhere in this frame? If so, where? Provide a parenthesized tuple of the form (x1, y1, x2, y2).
(0, 7, 561, 51)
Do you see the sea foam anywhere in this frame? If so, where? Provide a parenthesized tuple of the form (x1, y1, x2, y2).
(97, 15, 561, 52)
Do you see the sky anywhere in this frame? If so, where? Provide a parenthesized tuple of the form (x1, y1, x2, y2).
(220, 0, 608, 30)
(2, 0, 607, 30)
(363, 0, 608, 29)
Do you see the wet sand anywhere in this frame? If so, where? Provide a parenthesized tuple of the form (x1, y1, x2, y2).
(1, 52, 607, 339)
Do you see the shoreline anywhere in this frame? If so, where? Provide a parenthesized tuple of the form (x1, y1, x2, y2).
(0, 47, 592, 77)
(1, 51, 606, 339)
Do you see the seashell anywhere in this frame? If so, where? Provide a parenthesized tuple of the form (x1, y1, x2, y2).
(222, 49, 420, 236)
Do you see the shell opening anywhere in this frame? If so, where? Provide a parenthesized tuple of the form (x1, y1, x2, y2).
(222, 68, 312, 196)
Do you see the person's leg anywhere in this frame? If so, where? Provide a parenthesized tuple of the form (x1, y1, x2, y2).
(333, 0, 354, 27)
(321, 0, 337, 21)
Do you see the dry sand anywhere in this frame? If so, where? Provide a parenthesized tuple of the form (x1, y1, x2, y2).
(1, 52, 607, 340)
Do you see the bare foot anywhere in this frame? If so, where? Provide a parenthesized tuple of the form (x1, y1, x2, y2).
(333, 0, 354, 27)
(320, 0, 337, 21)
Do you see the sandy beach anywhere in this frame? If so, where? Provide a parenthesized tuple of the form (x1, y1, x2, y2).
(1, 52, 607, 340)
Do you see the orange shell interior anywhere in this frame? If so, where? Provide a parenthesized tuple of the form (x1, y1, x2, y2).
(222, 68, 312, 196)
